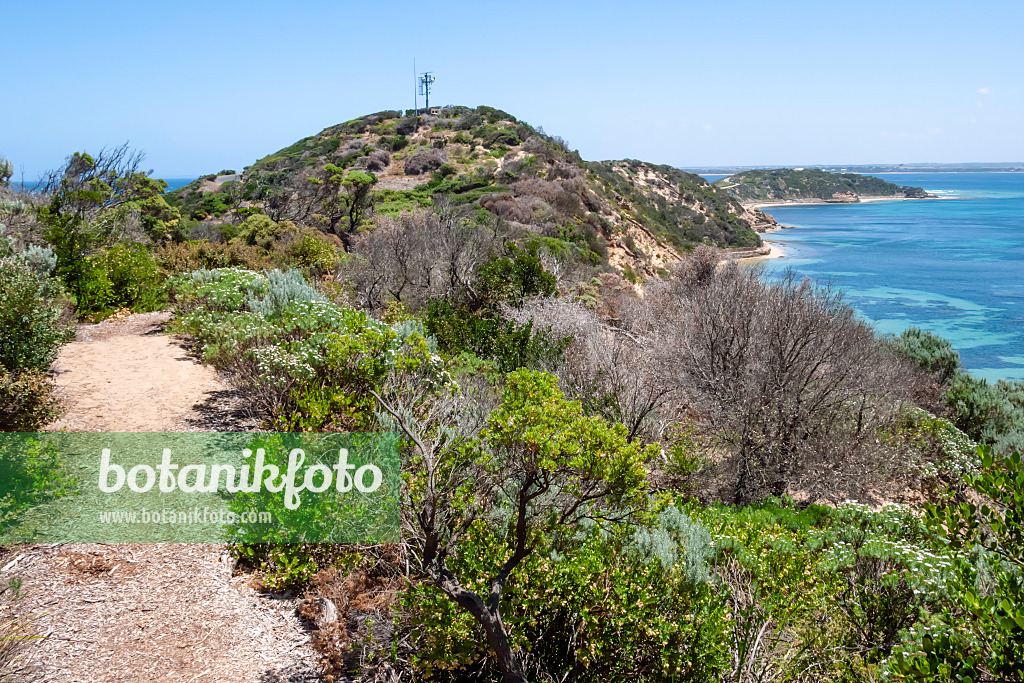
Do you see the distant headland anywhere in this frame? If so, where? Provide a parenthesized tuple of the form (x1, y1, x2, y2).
(684, 162, 1024, 174)
(712, 168, 935, 207)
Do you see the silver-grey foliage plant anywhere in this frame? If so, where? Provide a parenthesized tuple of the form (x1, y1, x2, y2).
(18, 244, 57, 278)
(631, 506, 714, 585)
(246, 268, 327, 317)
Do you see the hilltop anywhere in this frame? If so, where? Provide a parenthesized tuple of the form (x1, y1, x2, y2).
(166, 106, 775, 275)
(713, 168, 933, 204)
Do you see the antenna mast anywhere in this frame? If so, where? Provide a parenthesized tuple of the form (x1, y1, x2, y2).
(418, 72, 435, 113)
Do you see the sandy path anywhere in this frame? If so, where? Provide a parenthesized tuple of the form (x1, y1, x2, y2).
(2, 312, 319, 682)
(46, 311, 226, 432)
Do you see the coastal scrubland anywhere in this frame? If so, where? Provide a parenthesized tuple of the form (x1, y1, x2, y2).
(1, 109, 1022, 682)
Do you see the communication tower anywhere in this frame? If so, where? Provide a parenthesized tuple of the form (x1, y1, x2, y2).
(418, 72, 435, 113)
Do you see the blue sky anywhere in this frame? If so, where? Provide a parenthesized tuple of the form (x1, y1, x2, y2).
(3, 0, 1022, 179)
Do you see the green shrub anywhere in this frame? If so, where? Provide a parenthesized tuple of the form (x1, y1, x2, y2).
(0, 434, 75, 542)
(236, 213, 294, 248)
(630, 506, 715, 584)
(156, 239, 286, 273)
(0, 369, 66, 431)
(405, 520, 729, 681)
(369, 187, 434, 217)
(245, 268, 327, 317)
(17, 245, 57, 279)
(947, 373, 1024, 453)
(288, 234, 340, 273)
(622, 263, 643, 284)
(424, 298, 567, 373)
(77, 243, 165, 315)
(172, 267, 450, 431)
(889, 327, 962, 384)
(187, 191, 232, 219)
(0, 261, 73, 373)
(477, 244, 557, 309)
(891, 447, 1024, 681)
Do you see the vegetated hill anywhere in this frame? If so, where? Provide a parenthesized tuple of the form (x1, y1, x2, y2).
(713, 168, 933, 204)
(166, 106, 774, 275)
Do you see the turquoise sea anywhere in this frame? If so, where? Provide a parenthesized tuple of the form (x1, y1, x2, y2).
(163, 177, 197, 191)
(711, 173, 1024, 382)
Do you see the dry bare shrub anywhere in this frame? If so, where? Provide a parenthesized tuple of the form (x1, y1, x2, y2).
(363, 149, 391, 172)
(666, 265, 915, 504)
(668, 244, 721, 288)
(520, 135, 550, 157)
(547, 161, 583, 180)
(480, 193, 532, 223)
(345, 202, 500, 312)
(511, 245, 921, 504)
(592, 271, 637, 321)
(336, 141, 365, 163)
(512, 179, 584, 218)
(511, 179, 561, 203)
(403, 149, 446, 176)
(507, 296, 675, 443)
(346, 214, 433, 310)
(394, 118, 418, 135)
(299, 547, 406, 682)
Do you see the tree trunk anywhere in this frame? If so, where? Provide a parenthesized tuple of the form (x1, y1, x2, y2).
(438, 572, 527, 683)
(477, 605, 527, 683)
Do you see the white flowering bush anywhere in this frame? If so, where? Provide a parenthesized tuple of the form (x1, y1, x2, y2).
(694, 497, 978, 679)
(811, 503, 958, 598)
(178, 266, 268, 312)
(885, 406, 980, 486)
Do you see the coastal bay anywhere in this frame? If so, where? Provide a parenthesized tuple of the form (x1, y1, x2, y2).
(751, 173, 1024, 381)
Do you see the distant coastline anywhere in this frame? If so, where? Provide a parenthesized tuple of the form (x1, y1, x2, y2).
(749, 194, 947, 212)
(686, 165, 1024, 175)
(745, 195, 946, 261)
(745, 241, 786, 261)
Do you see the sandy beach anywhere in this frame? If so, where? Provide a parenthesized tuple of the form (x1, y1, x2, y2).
(727, 240, 786, 263)
(749, 195, 939, 210)
(745, 241, 785, 261)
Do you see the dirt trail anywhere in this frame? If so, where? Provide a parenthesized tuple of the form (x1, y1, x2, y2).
(2, 312, 318, 682)
(46, 311, 225, 432)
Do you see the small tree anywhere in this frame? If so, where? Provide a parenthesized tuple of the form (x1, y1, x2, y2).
(0, 155, 12, 187)
(373, 368, 654, 683)
(340, 170, 376, 237)
(38, 145, 178, 302)
(296, 165, 377, 249)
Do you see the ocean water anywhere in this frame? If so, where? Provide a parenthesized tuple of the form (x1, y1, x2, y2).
(162, 177, 197, 191)
(9, 177, 197, 193)
(752, 173, 1024, 382)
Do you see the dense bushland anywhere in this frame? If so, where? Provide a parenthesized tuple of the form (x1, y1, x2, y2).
(891, 327, 1024, 453)
(161, 232, 1020, 681)
(3, 129, 1021, 682)
(0, 206, 76, 534)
